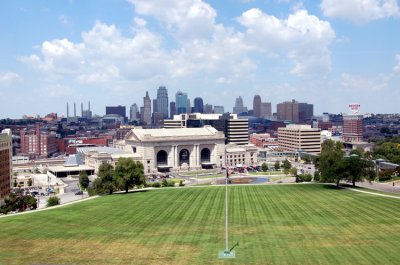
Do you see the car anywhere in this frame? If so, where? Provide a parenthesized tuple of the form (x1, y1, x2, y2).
(74, 191, 83, 195)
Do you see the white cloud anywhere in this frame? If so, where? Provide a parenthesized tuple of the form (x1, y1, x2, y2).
(0, 72, 22, 86)
(238, 8, 335, 77)
(128, 0, 217, 41)
(35, 84, 74, 97)
(394, 54, 400, 73)
(20, 21, 168, 83)
(134, 17, 147, 27)
(321, 0, 400, 24)
(19, 0, 336, 97)
(341, 73, 389, 91)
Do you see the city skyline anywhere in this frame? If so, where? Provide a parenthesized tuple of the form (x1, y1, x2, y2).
(1, 0, 400, 118)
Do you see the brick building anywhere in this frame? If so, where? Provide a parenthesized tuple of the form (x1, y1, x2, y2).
(0, 129, 12, 206)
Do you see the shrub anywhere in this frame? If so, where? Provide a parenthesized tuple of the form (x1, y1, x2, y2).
(152, 182, 161, 188)
(161, 179, 168, 187)
(262, 163, 268, 172)
(298, 173, 312, 182)
(179, 180, 185, 186)
(47, 196, 60, 207)
(313, 171, 320, 182)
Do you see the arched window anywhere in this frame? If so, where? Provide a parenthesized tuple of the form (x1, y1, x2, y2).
(179, 149, 190, 165)
(156, 150, 168, 166)
(201, 148, 211, 162)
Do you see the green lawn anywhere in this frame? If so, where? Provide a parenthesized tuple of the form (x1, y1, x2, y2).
(1, 184, 400, 265)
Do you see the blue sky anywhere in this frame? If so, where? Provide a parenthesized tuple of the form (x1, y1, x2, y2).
(0, 0, 399, 118)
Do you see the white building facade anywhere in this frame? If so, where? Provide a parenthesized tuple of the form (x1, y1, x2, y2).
(118, 126, 226, 174)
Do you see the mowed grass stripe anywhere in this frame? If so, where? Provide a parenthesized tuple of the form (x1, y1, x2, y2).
(1, 184, 400, 265)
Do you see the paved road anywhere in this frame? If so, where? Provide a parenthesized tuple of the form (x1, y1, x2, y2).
(355, 181, 400, 194)
(36, 177, 89, 209)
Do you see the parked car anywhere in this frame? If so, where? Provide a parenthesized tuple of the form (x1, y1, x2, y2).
(74, 191, 83, 195)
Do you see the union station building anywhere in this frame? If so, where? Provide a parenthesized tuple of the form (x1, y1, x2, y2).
(116, 126, 226, 174)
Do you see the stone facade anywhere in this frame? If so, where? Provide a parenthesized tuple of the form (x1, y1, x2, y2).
(119, 126, 226, 174)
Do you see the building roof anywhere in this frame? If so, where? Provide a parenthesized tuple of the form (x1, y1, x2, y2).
(48, 165, 94, 173)
(64, 154, 82, 166)
(77, 146, 132, 155)
(76, 146, 141, 160)
(129, 126, 223, 140)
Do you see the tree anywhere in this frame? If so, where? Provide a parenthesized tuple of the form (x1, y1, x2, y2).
(47, 196, 60, 207)
(350, 147, 365, 158)
(27, 178, 32, 187)
(114, 158, 145, 193)
(261, 163, 268, 172)
(303, 155, 311, 164)
(283, 160, 291, 175)
(93, 163, 116, 195)
(0, 190, 37, 214)
(274, 161, 280, 170)
(79, 171, 90, 190)
(345, 155, 375, 187)
(319, 140, 346, 188)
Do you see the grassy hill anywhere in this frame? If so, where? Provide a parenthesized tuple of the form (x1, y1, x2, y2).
(1, 184, 400, 264)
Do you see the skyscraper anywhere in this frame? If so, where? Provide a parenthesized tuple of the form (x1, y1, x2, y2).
(233, 96, 248, 114)
(153, 99, 158, 114)
(260, 102, 272, 119)
(130, 103, 138, 121)
(170, 101, 176, 118)
(156, 86, 169, 118)
(204, 104, 213, 114)
(298, 103, 314, 123)
(277, 100, 299, 123)
(193, 97, 204, 113)
(214, 105, 224, 114)
(175, 91, 188, 114)
(253, 95, 262, 118)
(142, 91, 152, 125)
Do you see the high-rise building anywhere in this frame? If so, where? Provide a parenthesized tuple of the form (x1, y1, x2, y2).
(164, 113, 249, 145)
(153, 99, 158, 114)
(342, 115, 363, 142)
(233, 96, 248, 114)
(204, 104, 213, 114)
(260, 102, 272, 119)
(142, 91, 152, 125)
(277, 100, 299, 123)
(0, 129, 12, 206)
(278, 124, 321, 154)
(175, 91, 188, 114)
(106, 105, 126, 118)
(253, 95, 262, 118)
(156, 86, 169, 118)
(187, 99, 191, 114)
(213, 105, 224, 114)
(193, 97, 204, 113)
(130, 103, 139, 121)
(298, 103, 314, 123)
(170, 101, 176, 118)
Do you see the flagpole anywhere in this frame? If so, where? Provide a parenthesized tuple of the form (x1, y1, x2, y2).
(225, 166, 229, 252)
